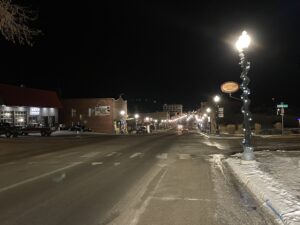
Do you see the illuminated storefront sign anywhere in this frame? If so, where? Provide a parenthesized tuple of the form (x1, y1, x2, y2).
(30, 107, 40, 116)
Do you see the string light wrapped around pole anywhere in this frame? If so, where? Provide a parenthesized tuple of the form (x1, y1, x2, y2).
(236, 31, 255, 161)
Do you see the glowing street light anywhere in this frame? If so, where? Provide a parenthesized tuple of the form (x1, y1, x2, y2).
(235, 31, 251, 52)
(213, 95, 220, 103)
(206, 108, 211, 113)
(120, 110, 126, 116)
(213, 95, 221, 135)
(134, 114, 139, 130)
(236, 30, 255, 161)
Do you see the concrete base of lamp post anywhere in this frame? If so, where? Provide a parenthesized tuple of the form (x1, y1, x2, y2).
(242, 146, 255, 161)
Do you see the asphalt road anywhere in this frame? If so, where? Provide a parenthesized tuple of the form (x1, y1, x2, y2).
(0, 130, 285, 225)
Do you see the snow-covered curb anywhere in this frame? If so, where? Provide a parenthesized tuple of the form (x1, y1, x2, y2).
(198, 132, 243, 139)
(226, 158, 300, 225)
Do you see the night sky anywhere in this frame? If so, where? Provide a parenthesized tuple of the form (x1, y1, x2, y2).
(0, 0, 299, 111)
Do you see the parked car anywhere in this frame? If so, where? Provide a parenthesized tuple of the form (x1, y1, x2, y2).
(69, 125, 92, 132)
(0, 122, 19, 138)
(20, 125, 54, 136)
(136, 126, 147, 134)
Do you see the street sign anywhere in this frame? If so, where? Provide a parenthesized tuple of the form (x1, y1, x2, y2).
(277, 102, 288, 108)
(220, 81, 239, 94)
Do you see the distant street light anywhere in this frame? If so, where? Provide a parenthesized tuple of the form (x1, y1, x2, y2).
(134, 114, 139, 130)
(213, 95, 221, 135)
(236, 31, 255, 161)
(120, 110, 126, 134)
(205, 108, 212, 133)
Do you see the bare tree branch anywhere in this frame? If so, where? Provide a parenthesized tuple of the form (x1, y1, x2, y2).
(0, 0, 41, 46)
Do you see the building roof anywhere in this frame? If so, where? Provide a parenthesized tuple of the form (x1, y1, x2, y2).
(0, 84, 62, 108)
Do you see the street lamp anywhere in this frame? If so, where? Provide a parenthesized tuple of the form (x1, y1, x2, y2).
(213, 95, 221, 135)
(134, 114, 139, 130)
(120, 110, 126, 134)
(206, 108, 211, 134)
(236, 31, 255, 161)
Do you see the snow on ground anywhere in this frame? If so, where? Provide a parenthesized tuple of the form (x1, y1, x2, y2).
(226, 151, 300, 225)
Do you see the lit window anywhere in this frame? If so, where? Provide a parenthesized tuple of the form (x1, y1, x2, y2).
(71, 109, 76, 118)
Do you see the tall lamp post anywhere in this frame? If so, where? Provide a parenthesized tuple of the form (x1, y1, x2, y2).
(206, 108, 211, 134)
(235, 31, 255, 161)
(213, 95, 220, 135)
(134, 114, 139, 130)
(120, 110, 126, 134)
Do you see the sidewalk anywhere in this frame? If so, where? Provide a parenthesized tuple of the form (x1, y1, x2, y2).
(198, 131, 300, 140)
(226, 151, 300, 225)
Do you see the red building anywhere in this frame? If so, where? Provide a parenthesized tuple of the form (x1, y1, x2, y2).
(61, 97, 127, 133)
(0, 83, 62, 127)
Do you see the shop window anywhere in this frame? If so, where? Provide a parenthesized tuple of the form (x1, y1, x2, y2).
(0, 111, 13, 124)
(71, 109, 76, 118)
(88, 108, 92, 117)
(14, 111, 26, 127)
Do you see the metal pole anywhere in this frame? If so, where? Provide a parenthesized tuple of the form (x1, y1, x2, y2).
(281, 113, 284, 135)
(239, 51, 255, 161)
(215, 104, 219, 135)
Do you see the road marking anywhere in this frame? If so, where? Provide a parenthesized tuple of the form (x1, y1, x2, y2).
(31, 152, 55, 159)
(91, 162, 103, 166)
(27, 162, 39, 165)
(56, 151, 80, 158)
(80, 152, 100, 158)
(156, 153, 168, 159)
(152, 196, 212, 201)
(114, 162, 120, 166)
(0, 162, 82, 193)
(106, 152, 117, 157)
(177, 153, 191, 159)
(130, 152, 143, 158)
(0, 162, 16, 168)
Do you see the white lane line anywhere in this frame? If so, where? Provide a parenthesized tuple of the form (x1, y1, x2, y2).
(0, 162, 16, 167)
(56, 151, 80, 158)
(130, 152, 143, 159)
(177, 153, 191, 159)
(152, 196, 211, 201)
(80, 152, 100, 158)
(156, 153, 168, 159)
(91, 162, 103, 166)
(114, 162, 120, 166)
(106, 152, 117, 157)
(31, 152, 55, 159)
(0, 162, 82, 193)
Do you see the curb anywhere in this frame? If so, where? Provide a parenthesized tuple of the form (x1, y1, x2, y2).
(225, 158, 300, 225)
(198, 132, 243, 139)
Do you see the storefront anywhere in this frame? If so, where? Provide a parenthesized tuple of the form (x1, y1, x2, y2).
(61, 96, 127, 133)
(0, 84, 62, 127)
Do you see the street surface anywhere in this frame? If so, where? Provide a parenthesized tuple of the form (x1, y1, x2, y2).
(0, 130, 296, 225)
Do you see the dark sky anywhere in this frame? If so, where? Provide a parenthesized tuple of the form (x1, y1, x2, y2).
(0, 0, 299, 111)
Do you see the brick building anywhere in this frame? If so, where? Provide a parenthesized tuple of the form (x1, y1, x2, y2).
(163, 104, 183, 117)
(0, 83, 62, 127)
(61, 97, 127, 133)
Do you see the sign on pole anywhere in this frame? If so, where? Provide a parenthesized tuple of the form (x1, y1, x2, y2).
(277, 102, 288, 108)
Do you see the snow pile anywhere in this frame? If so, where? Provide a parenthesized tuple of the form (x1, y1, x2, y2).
(226, 152, 300, 225)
